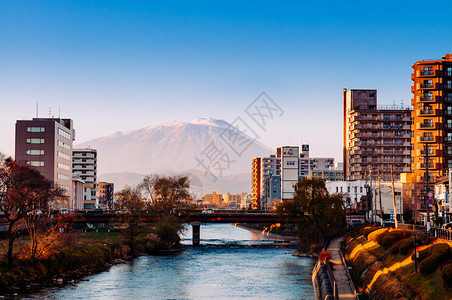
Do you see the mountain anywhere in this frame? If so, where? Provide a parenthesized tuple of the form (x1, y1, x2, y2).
(77, 118, 271, 193)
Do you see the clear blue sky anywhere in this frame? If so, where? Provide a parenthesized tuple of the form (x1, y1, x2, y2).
(1, 1, 452, 162)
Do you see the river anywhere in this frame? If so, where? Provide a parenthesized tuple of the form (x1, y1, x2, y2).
(22, 224, 315, 299)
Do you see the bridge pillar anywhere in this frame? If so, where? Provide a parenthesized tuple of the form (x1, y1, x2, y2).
(191, 221, 201, 245)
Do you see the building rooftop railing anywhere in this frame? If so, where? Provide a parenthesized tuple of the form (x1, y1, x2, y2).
(377, 105, 413, 111)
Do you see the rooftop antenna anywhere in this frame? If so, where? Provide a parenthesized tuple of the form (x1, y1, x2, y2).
(59, 105, 61, 118)
(36, 87, 39, 118)
(401, 99, 404, 109)
(48, 107, 53, 118)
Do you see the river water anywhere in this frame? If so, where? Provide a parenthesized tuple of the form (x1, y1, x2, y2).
(23, 224, 315, 299)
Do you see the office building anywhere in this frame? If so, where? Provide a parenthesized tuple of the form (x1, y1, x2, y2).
(15, 118, 75, 209)
(343, 89, 412, 181)
(72, 148, 98, 209)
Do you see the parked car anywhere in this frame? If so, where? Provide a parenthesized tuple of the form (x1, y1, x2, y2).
(442, 223, 452, 230)
(349, 219, 363, 228)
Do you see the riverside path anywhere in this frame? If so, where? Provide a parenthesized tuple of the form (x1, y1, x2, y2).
(327, 237, 357, 300)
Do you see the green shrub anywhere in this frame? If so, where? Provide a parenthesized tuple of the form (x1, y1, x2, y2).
(420, 256, 437, 275)
(381, 234, 399, 249)
(154, 223, 181, 245)
(362, 226, 380, 238)
(441, 263, 452, 287)
(412, 247, 431, 262)
(398, 237, 415, 255)
(389, 240, 403, 254)
(430, 243, 451, 263)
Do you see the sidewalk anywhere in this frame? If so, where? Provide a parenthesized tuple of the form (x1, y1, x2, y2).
(327, 237, 356, 299)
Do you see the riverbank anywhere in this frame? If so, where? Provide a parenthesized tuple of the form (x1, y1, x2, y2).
(343, 226, 452, 299)
(0, 230, 183, 297)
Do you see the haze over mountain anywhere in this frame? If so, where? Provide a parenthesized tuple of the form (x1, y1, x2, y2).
(76, 117, 271, 194)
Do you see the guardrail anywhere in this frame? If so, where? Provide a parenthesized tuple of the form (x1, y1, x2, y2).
(339, 247, 359, 299)
(325, 258, 339, 300)
(392, 223, 451, 241)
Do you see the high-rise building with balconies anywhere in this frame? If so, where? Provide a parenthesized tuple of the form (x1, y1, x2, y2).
(411, 54, 452, 219)
(411, 54, 452, 183)
(72, 148, 97, 209)
(343, 89, 413, 181)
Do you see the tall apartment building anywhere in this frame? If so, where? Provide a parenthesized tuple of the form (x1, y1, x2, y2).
(72, 148, 98, 209)
(411, 54, 452, 183)
(343, 89, 412, 181)
(98, 181, 114, 210)
(15, 118, 75, 209)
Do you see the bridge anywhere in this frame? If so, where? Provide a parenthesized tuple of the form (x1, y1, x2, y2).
(67, 211, 287, 224)
(0, 211, 295, 245)
(68, 211, 293, 245)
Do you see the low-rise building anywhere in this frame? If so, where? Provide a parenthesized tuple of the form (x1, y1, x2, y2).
(98, 181, 114, 210)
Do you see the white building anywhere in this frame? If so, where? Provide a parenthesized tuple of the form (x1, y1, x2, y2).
(72, 148, 98, 209)
(278, 146, 299, 200)
(326, 180, 404, 222)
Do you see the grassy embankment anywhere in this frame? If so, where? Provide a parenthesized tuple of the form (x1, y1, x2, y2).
(0, 227, 183, 295)
(344, 226, 452, 300)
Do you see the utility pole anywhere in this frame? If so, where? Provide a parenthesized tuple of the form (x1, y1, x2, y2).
(425, 143, 431, 232)
(378, 169, 383, 225)
(391, 164, 398, 228)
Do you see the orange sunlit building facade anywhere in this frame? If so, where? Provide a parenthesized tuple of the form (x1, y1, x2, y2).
(411, 54, 452, 217)
(411, 55, 452, 178)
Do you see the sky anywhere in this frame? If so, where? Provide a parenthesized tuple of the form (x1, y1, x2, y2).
(1, 0, 452, 163)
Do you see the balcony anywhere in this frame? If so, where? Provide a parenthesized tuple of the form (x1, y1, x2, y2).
(418, 162, 438, 170)
(420, 83, 434, 89)
(417, 109, 437, 116)
(417, 122, 438, 130)
(419, 96, 434, 102)
(417, 135, 437, 143)
(420, 70, 434, 76)
(444, 136, 452, 143)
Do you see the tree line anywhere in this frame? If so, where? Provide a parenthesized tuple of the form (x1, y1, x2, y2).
(0, 154, 192, 269)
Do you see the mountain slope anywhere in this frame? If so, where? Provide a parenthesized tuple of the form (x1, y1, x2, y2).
(77, 117, 271, 182)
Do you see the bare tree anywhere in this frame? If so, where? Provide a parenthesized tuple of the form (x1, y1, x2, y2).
(115, 186, 145, 257)
(0, 157, 66, 268)
(138, 174, 191, 217)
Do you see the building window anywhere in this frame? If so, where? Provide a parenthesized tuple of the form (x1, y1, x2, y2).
(57, 173, 70, 181)
(26, 149, 44, 155)
(57, 140, 70, 150)
(57, 184, 70, 192)
(57, 162, 70, 171)
(26, 138, 44, 144)
(347, 187, 350, 193)
(58, 128, 71, 140)
(57, 151, 70, 161)
(360, 187, 363, 193)
(27, 127, 45, 132)
(27, 161, 44, 167)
